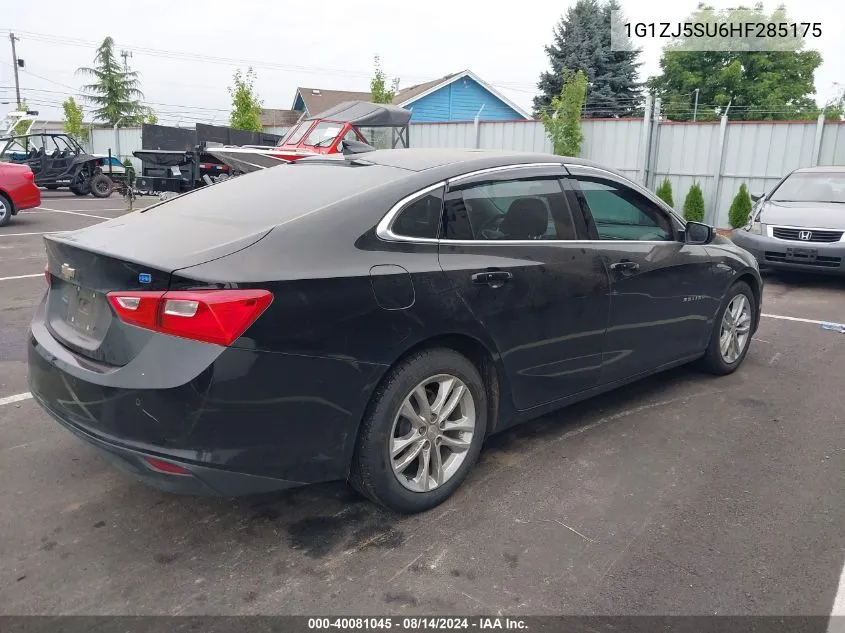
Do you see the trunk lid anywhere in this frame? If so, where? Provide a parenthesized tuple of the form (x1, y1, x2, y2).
(43, 207, 272, 366)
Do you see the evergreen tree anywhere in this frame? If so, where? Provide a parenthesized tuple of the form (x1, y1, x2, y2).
(656, 179, 674, 207)
(77, 37, 146, 125)
(534, 0, 641, 118)
(728, 184, 753, 228)
(683, 183, 705, 222)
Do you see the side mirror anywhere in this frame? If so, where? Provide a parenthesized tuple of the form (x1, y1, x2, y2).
(750, 192, 763, 202)
(685, 221, 714, 245)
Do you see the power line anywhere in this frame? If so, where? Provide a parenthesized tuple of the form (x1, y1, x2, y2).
(0, 28, 643, 95)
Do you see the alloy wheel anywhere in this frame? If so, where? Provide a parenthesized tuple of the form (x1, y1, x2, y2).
(0, 198, 7, 221)
(719, 294, 752, 364)
(389, 374, 476, 493)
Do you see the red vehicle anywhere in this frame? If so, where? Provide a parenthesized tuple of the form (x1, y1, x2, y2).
(0, 162, 40, 227)
(207, 101, 411, 174)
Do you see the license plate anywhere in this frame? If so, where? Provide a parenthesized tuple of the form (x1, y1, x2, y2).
(786, 247, 817, 263)
(66, 286, 102, 334)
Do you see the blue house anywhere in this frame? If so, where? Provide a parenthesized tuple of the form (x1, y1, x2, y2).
(291, 70, 531, 123)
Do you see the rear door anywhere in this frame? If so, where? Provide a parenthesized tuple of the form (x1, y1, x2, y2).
(566, 166, 721, 385)
(436, 165, 610, 411)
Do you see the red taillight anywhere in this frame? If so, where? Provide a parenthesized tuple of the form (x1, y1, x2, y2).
(106, 289, 272, 346)
(44, 263, 51, 286)
(24, 170, 35, 182)
(143, 456, 191, 475)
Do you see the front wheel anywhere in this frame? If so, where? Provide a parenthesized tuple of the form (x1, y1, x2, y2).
(697, 281, 756, 375)
(350, 348, 488, 514)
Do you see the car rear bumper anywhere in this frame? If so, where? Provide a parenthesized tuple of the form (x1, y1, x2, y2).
(14, 182, 41, 211)
(27, 294, 386, 496)
(32, 389, 303, 496)
(732, 230, 845, 275)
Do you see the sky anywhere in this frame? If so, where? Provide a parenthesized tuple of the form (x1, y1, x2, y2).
(2, 0, 843, 126)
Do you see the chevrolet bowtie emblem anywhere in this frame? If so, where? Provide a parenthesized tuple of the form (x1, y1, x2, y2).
(60, 263, 76, 280)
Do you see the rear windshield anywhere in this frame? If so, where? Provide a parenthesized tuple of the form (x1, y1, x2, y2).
(770, 172, 845, 204)
(140, 162, 408, 228)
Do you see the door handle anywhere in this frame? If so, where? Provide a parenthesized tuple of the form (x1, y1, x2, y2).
(609, 260, 640, 273)
(471, 271, 513, 287)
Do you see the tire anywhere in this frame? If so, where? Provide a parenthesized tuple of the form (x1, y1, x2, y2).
(350, 348, 488, 514)
(697, 281, 755, 375)
(44, 185, 59, 190)
(0, 193, 12, 227)
(89, 173, 113, 198)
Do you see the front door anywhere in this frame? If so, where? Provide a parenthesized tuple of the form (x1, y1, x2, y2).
(436, 165, 610, 411)
(566, 167, 722, 385)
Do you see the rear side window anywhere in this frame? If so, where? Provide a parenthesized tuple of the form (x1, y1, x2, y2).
(443, 177, 580, 241)
(391, 187, 444, 239)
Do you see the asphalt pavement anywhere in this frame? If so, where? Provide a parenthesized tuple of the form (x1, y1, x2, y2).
(0, 191, 843, 617)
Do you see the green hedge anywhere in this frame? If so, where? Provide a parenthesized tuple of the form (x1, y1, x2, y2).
(728, 183, 753, 229)
(656, 179, 674, 208)
(683, 183, 705, 222)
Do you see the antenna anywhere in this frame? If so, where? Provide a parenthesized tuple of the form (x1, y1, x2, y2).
(120, 49, 133, 72)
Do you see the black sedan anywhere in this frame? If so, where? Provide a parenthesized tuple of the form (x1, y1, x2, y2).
(28, 149, 763, 514)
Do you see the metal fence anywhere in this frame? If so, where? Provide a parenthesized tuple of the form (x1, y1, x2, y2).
(88, 111, 845, 227)
(411, 104, 845, 227)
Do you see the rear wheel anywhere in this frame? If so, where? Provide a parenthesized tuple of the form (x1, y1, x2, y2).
(697, 281, 755, 375)
(89, 173, 113, 198)
(350, 348, 487, 514)
(0, 193, 12, 227)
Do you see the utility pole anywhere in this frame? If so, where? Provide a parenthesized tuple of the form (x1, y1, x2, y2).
(120, 49, 132, 72)
(9, 33, 21, 108)
(693, 88, 700, 122)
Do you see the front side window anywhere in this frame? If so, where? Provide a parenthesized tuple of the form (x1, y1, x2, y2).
(282, 122, 312, 146)
(390, 187, 444, 239)
(443, 177, 579, 241)
(769, 171, 845, 204)
(574, 176, 673, 241)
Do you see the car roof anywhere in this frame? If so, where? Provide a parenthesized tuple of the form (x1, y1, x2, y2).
(792, 165, 845, 174)
(354, 148, 574, 172)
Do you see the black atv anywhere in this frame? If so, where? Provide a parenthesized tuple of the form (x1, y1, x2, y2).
(0, 132, 113, 198)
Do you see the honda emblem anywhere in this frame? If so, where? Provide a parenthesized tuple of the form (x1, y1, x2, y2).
(798, 230, 812, 241)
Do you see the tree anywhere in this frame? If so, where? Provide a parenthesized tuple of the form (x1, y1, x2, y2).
(370, 55, 399, 104)
(649, 5, 822, 121)
(144, 108, 158, 125)
(228, 68, 263, 132)
(728, 183, 753, 228)
(62, 97, 88, 141)
(656, 179, 674, 207)
(683, 183, 705, 222)
(534, 0, 642, 117)
(541, 70, 587, 156)
(77, 37, 146, 125)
